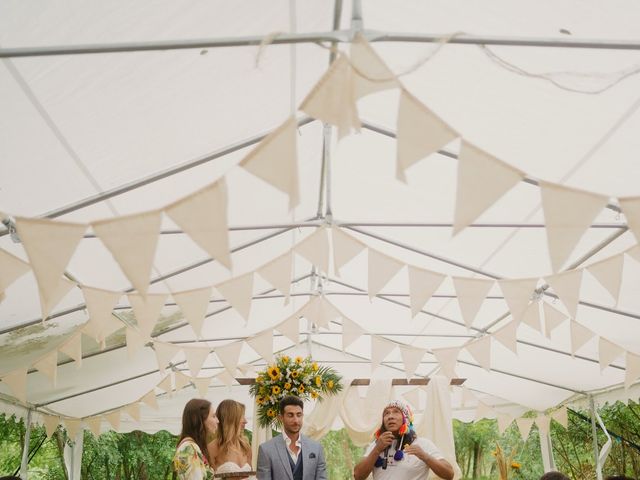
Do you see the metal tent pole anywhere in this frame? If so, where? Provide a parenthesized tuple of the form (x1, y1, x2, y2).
(590, 396, 603, 480)
(19, 408, 32, 479)
(539, 428, 557, 473)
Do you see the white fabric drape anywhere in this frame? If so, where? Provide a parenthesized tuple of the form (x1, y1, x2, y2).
(339, 380, 392, 446)
(303, 386, 349, 440)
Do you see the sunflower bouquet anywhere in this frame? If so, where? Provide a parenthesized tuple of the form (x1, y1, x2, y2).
(250, 355, 343, 428)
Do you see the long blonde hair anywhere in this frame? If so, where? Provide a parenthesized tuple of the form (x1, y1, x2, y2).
(215, 399, 251, 458)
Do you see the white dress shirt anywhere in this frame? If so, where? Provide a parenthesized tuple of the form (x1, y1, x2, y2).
(285, 435, 302, 464)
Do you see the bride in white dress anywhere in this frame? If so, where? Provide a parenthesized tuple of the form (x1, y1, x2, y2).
(208, 399, 256, 480)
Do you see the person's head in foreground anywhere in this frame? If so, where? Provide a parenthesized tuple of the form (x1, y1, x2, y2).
(214, 399, 250, 455)
(179, 398, 217, 464)
(540, 472, 570, 480)
(278, 395, 304, 437)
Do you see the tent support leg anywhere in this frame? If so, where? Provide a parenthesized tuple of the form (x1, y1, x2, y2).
(539, 428, 556, 473)
(20, 408, 32, 479)
(590, 396, 603, 480)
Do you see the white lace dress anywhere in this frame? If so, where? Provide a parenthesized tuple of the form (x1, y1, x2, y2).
(215, 461, 256, 480)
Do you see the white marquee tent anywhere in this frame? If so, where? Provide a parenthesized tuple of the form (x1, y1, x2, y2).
(2, 0, 640, 477)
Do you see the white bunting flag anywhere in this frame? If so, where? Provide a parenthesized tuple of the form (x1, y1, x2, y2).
(165, 179, 231, 269)
(399, 344, 425, 378)
(599, 337, 624, 371)
(331, 228, 366, 276)
(350, 34, 399, 99)
(193, 377, 213, 397)
(371, 336, 396, 372)
(140, 391, 159, 410)
(545, 269, 583, 319)
(258, 252, 293, 303)
(59, 333, 83, 368)
(294, 228, 330, 275)
(408, 267, 445, 318)
(625, 351, 640, 390)
(216, 273, 254, 322)
(105, 411, 121, 431)
(498, 278, 538, 324)
(174, 371, 192, 391)
(84, 417, 102, 437)
(215, 341, 243, 376)
(492, 320, 519, 355)
(92, 210, 162, 296)
(126, 327, 148, 359)
(1, 367, 28, 403)
(64, 419, 82, 441)
(15, 217, 86, 319)
(277, 314, 300, 345)
(536, 415, 551, 436)
(475, 401, 493, 421)
(172, 287, 212, 338)
(396, 89, 457, 182)
(453, 142, 524, 235)
(157, 374, 174, 393)
(40, 277, 76, 323)
(33, 350, 58, 386)
(216, 370, 236, 387)
(128, 293, 168, 338)
(452, 277, 494, 329)
(587, 254, 624, 305)
(515, 417, 534, 441)
(497, 414, 513, 434)
(570, 321, 595, 356)
(154, 342, 181, 371)
(432, 347, 460, 378)
(551, 406, 568, 428)
(368, 249, 404, 299)
(184, 346, 211, 377)
(43, 415, 60, 438)
(240, 117, 299, 209)
(342, 316, 365, 350)
(540, 182, 608, 272)
(465, 336, 492, 371)
(0, 249, 30, 297)
(82, 287, 121, 343)
(247, 330, 274, 364)
(301, 296, 341, 330)
(619, 197, 640, 242)
(300, 55, 360, 139)
(542, 302, 567, 339)
(402, 387, 422, 411)
(521, 302, 542, 334)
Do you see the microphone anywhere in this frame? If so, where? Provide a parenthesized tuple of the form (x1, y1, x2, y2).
(382, 446, 390, 469)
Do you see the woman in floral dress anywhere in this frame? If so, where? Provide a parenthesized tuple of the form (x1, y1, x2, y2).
(174, 398, 218, 480)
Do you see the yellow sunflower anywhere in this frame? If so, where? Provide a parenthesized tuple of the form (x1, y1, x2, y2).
(267, 408, 277, 417)
(291, 370, 299, 378)
(267, 366, 281, 380)
(284, 382, 292, 390)
(298, 385, 305, 393)
(327, 380, 334, 389)
(282, 356, 290, 363)
(312, 362, 319, 371)
(272, 385, 281, 395)
(311, 391, 319, 399)
(315, 376, 322, 387)
(295, 356, 303, 364)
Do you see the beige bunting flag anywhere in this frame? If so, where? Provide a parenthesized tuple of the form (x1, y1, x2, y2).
(216, 273, 254, 322)
(216, 370, 236, 387)
(453, 142, 524, 235)
(432, 347, 460, 378)
(128, 293, 167, 338)
(368, 249, 404, 300)
(257, 252, 293, 303)
(540, 182, 608, 272)
(599, 337, 624, 371)
(300, 295, 341, 330)
(157, 373, 174, 393)
(105, 411, 121, 431)
(0, 249, 30, 299)
(277, 314, 300, 345)
(521, 302, 542, 334)
(300, 55, 360, 139)
(92, 210, 162, 296)
(569, 320, 595, 356)
(399, 344, 426, 378)
(81, 287, 121, 343)
(59, 333, 83, 368)
(215, 341, 243, 376)
(331, 227, 366, 276)
(625, 352, 640, 389)
(43, 415, 60, 438)
(408, 267, 445, 318)
(545, 269, 583, 319)
(1, 367, 28, 403)
(396, 89, 457, 183)
(452, 277, 494, 329)
(165, 179, 231, 269)
(497, 414, 513, 434)
(542, 302, 568, 339)
(371, 336, 397, 372)
(193, 377, 213, 397)
(294, 228, 330, 275)
(536, 415, 551, 436)
(33, 350, 58, 386)
(587, 254, 624, 305)
(64, 419, 82, 441)
(126, 327, 148, 359)
(498, 278, 538, 324)
(39, 277, 76, 322)
(172, 287, 212, 338)
(350, 34, 399, 99)
(84, 417, 102, 437)
(551, 406, 568, 428)
(174, 372, 192, 391)
(342, 316, 365, 350)
(184, 346, 211, 377)
(492, 320, 519, 355)
(140, 390, 159, 410)
(619, 196, 640, 242)
(15, 217, 86, 319)
(154, 342, 181, 371)
(515, 417, 534, 441)
(246, 330, 274, 363)
(465, 336, 492, 371)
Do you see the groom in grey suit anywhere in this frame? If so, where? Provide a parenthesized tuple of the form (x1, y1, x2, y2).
(257, 396, 327, 480)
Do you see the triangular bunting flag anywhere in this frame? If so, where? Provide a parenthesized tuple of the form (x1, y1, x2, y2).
(402, 387, 422, 411)
(174, 372, 192, 391)
(154, 342, 181, 371)
(81, 286, 121, 343)
(64, 419, 82, 441)
(342, 316, 365, 350)
(542, 302, 567, 339)
(551, 406, 568, 428)
(540, 182, 608, 272)
(126, 327, 148, 359)
(165, 179, 232, 269)
(432, 347, 460, 378)
(39, 277, 76, 323)
(216, 273, 254, 322)
(521, 302, 542, 334)
(587, 254, 624, 305)
(215, 341, 243, 376)
(0, 249, 30, 296)
(627, 245, 640, 263)
(399, 344, 425, 378)
(300, 55, 360, 139)
(452, 277, 494, 329)
(59, 333, 83, 368)
(43, 415, 60, 438)
(408, 267, 445, 318)
(498, 278, 538, 323)
(331, 227, 366, 276)
(240, 117, 300, 209)
(350, 34, 399, 99)
(246, 330, 274, 364)
(599, 337, 624, 371)
(465, 336, 492, 371)
(569, 320, 595, 356)
(105, 411, 121, 431)
(515, 417, 534, 441)
(257, 252, 293, 303)
(277, 314, 300, 345)
(371, 336, 396, 372)
(193, 377, 212, 397)
(33, 350, 58, 386)
(172, 287, 212, 338)
(536, 415, 551, 435)
(545, 269, 583, 319)
(294, 228, 330, 275)
(92, 210, 162, 296)
(497, 413, 513, 434)
(128, 293, 168, 338)
(368, 249, 404, 299)
(625, 351, 640, 390)
(216, 370, 236, 387)
(184, 346, 211, 377)
(157, 374, 174, 393)
(492, 320, 519, 355)
(396, 89, 458, 183)
(301, 295, 341, 330)
(619, 197, 640, 243)
(15, 217, 86, 319)
(140, 391, 159, 410)
(475, 401, 493, 421)
(453, 141, 523, 234)
(1, 367, 28, 403)
(84, 417, 102, 437)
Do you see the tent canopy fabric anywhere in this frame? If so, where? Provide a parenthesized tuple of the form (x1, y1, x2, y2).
(1, 0, 640, 434)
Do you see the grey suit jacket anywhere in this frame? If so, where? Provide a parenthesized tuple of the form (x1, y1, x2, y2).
(256, 434, 327, 480)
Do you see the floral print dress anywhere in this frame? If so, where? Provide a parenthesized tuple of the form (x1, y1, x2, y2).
(173, 438, 214, 480)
